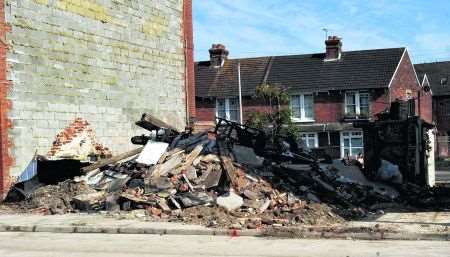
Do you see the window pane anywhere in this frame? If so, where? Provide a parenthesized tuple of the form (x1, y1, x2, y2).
(290, 95, 301, 107)
(347, 105, 356, 114)
(344, 148, 350, 156)
(292, 108, 301, 119)
(346, 93, 356, 104)
(304, 106, 313, 119)
(360, 94, 369, 106)
(229, 98, 239, 110)
(360, 106, 369, 116)
(229, 110, 239, 122)
(290, 95, 301, 119)
(351, 147, 363, 156)
(360, 93, 369, 116)
(217, 99, 226, 119)
(344, 138, 350, 147)
(346, 92, 357, 115)
(351, 138, 363, 147)
(217, 99, 225, 107)
(303, 95, 314, 119)
(308, 138, 315, 147)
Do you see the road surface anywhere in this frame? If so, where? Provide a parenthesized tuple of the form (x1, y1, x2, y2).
(0, 232, 448, 257)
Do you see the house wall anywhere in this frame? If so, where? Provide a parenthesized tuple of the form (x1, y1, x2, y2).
(314, 93, 342, 122)
(1, 0, 191, 197)
(197, 87, 405, 124)
(389, 50, 432, 122)
(242, 98, 272, 121)
(314, 89, 389, 123)
(196, 97, 272, 123)
(369, 89, 390, 117)
(419, 90, 433, 124)
(196, 98, 216, 121)
(435, 96, 450, 135)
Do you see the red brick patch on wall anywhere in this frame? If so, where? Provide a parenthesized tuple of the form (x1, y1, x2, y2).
(48, 118, 111, 159)
(183, 0, 196, 124)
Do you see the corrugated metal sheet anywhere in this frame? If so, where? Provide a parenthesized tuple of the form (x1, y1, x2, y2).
(17, 158, 37, 183)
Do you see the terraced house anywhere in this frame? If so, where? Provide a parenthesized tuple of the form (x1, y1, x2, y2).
(0, 0, 195, 198)
(415, 61, 450, 158)
(195, 37, 432, 159)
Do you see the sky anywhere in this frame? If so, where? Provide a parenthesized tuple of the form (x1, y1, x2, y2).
(193, 0, 450, 63)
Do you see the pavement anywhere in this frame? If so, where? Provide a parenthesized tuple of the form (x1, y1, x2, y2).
(1, 232, 450, 257)
(0, 211, 449, 241)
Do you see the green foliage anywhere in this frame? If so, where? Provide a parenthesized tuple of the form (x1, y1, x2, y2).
(256, 84, 290, 105)
(245, 111, 269, 129)
(245, 84, 300, 141)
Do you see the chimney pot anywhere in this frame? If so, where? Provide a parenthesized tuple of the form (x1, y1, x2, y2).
(325, 36, 342, 60)
(209, 44, 229, 67)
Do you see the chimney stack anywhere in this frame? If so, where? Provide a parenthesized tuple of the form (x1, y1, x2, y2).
(209, 44, 229, 67)
(325, 36, 342, 61)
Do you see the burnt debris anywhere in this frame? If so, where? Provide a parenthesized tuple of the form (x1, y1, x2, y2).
(2, 113, 448, 228)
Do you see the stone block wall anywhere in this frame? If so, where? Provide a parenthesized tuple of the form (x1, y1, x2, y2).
(1, 0, 191, 190)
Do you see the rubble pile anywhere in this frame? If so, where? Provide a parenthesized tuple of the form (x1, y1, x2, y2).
(4, 114, 442, 228)
(24, 180, 96, 215)
(70, 130, 347, 228)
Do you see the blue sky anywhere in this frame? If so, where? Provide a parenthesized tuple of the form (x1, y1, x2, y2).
(193, 0, 450, 63)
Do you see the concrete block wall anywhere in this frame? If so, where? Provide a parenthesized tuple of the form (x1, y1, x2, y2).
(2, 0, 189, 183)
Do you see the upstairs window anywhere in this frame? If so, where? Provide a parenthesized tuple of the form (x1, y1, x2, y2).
(345, 91, 369, 117)
(290, 94, 314, 122)
(216, 98, 240, 122)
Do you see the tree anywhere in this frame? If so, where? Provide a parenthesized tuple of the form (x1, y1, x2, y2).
(245, 84, 300, 141)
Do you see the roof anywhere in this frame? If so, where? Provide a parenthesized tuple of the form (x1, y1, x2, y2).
(195, 47, 406, 98)
(414, 61, 450, 96)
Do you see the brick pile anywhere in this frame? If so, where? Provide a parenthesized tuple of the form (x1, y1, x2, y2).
(47, 118, 111, 160)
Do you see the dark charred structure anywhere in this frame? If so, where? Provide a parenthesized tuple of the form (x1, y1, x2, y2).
(355, 100, 435, 186)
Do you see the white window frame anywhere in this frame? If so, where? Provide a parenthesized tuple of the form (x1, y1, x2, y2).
(290, 93, 314, 122)
(340, 131, 364, 158)
(216, 98, 240, 122)
(300, 132, 318, 148)
(345, 91, 370, 117)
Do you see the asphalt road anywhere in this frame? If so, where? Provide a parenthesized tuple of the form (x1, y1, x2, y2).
(0, 232, 449, 257)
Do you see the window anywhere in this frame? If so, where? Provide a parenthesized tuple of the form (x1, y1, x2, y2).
(300, 133, 318, 149)
(216, 98, 240, 122)
(341, 131, 364, 158)
(345, 91, 369, 117)
(290, 94, 314, 121)
(405, 89, 413, 100)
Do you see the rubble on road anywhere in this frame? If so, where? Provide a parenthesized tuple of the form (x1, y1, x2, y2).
(2, 114, 447, 228)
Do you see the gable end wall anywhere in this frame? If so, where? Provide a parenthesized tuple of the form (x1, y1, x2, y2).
(389, 50, 432, 123)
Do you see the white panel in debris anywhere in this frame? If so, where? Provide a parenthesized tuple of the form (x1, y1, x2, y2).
(427, 130, 436, 187)
(136, 141, 169, 166)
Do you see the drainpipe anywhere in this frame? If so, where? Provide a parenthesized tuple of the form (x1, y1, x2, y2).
(238, 61, 243, 124)
(417, 90, 421, 118)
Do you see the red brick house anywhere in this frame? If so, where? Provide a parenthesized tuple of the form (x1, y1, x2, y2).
(195, 37, 432, 159)
(415, 61, 450, 158)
